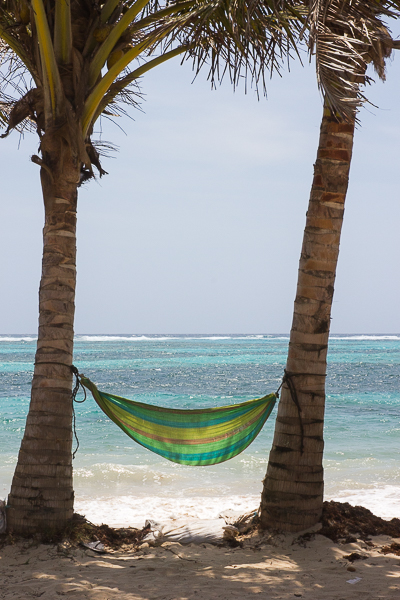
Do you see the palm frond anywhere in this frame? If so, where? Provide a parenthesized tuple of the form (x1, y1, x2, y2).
(54, 0, 73, 64)
(94, 44, 187, 123)
(0, 19, 36, 76)
(308, 0, 399, 120)
(149, 0, 307, 92)
(31, 0, 64, 118)
(88, 0, 152, 87)
(0, 0, 311, 176)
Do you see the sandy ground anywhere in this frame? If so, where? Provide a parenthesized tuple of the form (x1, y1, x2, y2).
(1, 528, 399, 600)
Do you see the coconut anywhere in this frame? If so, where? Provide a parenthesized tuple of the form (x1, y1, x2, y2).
(107, 49, 124, 69)
(93, 25, 111, 43)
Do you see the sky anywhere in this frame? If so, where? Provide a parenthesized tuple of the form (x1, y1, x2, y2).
(1, 36, 400, 334)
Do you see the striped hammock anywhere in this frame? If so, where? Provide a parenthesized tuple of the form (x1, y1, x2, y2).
(80, 376, 277, 466)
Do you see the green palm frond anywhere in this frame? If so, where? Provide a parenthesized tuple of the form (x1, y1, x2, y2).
(31, 0, 65, 117)
(92, 45, 188, 125)
(88, 0, 152, 87)
(0, 0, 308, 176)
(54, 0, 72, 64)
(3, 0, 399, 140)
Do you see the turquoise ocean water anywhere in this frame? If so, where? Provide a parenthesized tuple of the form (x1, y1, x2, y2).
(1, 334, 399, 526)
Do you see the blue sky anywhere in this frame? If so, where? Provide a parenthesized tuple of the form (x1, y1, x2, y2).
(1, 40, 399, 334)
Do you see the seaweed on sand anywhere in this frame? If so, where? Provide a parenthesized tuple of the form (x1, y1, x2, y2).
(320, 501, 400, 543)
(0, 513, 149, 550)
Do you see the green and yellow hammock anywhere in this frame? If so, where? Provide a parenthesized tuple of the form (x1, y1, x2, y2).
(80, 375, 277, 467)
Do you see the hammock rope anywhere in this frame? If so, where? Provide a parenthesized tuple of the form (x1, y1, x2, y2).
(71, 365, 87, 458)
(71, 367, 277, 466)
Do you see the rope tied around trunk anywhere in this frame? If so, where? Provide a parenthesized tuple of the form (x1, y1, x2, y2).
(277, 370, 326, 455)
(282, 370, 304, 454)
(71, 365, 87, 459)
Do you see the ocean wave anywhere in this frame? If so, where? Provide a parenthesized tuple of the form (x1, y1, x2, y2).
(74, 494, 260, 527)
(76, 335, 235, 342)
(75, 333, 395, 343)
(0, 336, 37, 342)
(75, 335, 241, 341)
(326, 485, 400, 520)
(76, 334, 399, 342)
(330, 335, 400, 341)
(75, 334, 290, 342)
(75, 335, 179, 342)
(2, 334, 398, 343)
(75, 484, 400, 527)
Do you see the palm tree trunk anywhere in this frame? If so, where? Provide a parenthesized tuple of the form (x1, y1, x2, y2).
(7, 139, 80, 534)
(259, 103, 355, 532)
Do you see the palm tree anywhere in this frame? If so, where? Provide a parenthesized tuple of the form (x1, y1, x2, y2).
(259, 0, 399, 532)
(1, 0, 305, 534)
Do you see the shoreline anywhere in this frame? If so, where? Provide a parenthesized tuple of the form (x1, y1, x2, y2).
(3, 478, 400, 529)
(73, 489, 400, 529)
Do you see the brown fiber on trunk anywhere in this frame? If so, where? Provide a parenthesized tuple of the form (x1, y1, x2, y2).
(259, 105, 355, 532)
(7, 137, 81, 534)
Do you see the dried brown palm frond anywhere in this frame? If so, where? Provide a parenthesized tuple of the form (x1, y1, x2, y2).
(308, 0, 400, 120)
(147, 0, 307, 92)
(0, 106, 7, 125)
(92, 64, 144, 124)
(91, 139, 119, 161)
(0, 41, 35, 132)
(0, 40, 29, 94)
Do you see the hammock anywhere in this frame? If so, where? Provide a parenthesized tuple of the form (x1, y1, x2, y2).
(79, 375, 277, 466)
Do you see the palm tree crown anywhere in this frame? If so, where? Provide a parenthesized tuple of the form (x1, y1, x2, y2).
(0, 0, 306, 167)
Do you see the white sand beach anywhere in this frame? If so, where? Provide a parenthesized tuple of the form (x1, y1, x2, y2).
(1, 523, 399, 600)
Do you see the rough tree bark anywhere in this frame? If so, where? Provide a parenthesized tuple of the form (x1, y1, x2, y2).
(7, 135, 81, 534)
(259, 103, 355, 532)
